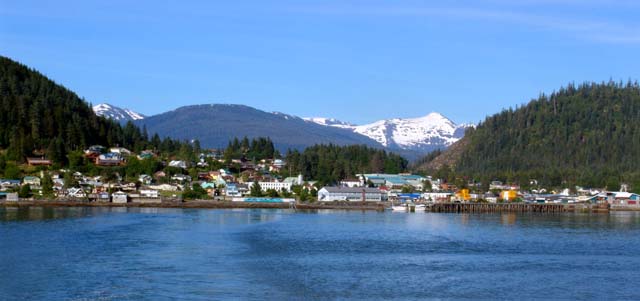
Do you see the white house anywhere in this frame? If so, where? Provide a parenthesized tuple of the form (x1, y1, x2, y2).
(317, 187, 385, 202)
(422, 192, 453, 202)
(248, 181, 292, 192)
(283, 174, 304, 186)
(6, 193, 18, 202)
(148, 184, 180, 191)
(112, 191, 128, 203)
(140, 189, 159, 198)
(109, 147, 133, 156)
(22, 176, 41, 187)
(169, 160, 188, 169)
(272, 159, 286, 168)
(171, 174, 192, 183)
(138, 174, 153, 185)
(340, 178, 362, 188)
(66, 187, 86, 198)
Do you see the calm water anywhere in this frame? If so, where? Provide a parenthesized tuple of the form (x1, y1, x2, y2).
(2, 207, 640, 300)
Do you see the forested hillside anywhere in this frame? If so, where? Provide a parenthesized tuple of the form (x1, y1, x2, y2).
(418, 81, 640, 190)
(285, 144, 408, 185)
(223, 137, 280, 161)
(0, 56, 183, 165)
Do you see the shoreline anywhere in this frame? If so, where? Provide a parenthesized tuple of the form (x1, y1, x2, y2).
(0, 200, 387, 211)
(3, 200, 640, 212)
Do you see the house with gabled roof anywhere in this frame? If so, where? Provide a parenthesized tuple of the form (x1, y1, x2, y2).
(23, 176, 41, 188)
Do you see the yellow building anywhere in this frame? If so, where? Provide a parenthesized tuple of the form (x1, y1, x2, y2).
(500, 190, 518, 201)
(456, 189, 471, 201)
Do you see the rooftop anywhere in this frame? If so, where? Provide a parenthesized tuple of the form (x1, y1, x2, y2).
(322, 187, 382, 194)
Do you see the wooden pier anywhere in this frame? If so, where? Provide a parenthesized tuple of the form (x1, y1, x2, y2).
(428, 203, 567, 213)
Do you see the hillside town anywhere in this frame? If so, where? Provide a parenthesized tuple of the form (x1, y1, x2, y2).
(1, 144, 638, 209)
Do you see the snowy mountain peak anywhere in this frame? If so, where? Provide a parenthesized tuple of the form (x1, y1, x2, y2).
(303, 117, 354, 128)
(93, 103, 145, 123)
(306, 112, 473, 152)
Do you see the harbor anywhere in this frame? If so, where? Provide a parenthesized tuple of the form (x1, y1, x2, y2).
(3, 199, 635, 213)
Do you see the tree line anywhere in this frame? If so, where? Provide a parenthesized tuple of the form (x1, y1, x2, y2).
(284, 144, 408, 186)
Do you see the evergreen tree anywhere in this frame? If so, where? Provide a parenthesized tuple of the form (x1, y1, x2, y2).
(41, 172, 54, 197)
(250, 181, 263, 197)
(19, 184, 31, 198)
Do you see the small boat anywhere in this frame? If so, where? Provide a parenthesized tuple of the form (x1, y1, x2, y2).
(392, 205, 408, 211)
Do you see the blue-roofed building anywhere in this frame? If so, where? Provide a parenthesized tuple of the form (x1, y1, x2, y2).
(200, 182, 216, 190)
(0, 179, 21, 190)
(385, 177, 407, 188)
(400, 175, 424, 181)
(357, 173, 427, 191)
(397, 193, 422, 202)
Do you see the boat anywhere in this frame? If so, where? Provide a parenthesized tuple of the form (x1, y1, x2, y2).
(391, 205, 408, 211)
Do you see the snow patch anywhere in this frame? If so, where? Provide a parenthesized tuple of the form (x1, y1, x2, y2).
(93, 103, 146, 122)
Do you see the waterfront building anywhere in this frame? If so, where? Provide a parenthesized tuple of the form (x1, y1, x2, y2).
(613, 192, 640, 205)
(317, 187, 385, 202)
(6, 192, 19, 202)
(422, 192, 453, 202)
(248, 181, 292, 192)
(112, 191, 129, 203)
(140, 190, 159, 198)
(500, 190, 518, 201)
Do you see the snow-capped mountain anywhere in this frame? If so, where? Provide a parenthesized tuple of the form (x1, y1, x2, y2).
(306, 112, 471, 152)
(93, 103, 145, 123)
(303, 117, 355, 129)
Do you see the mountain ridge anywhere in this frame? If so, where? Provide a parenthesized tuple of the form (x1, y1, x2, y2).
(94, 103, 469, 159)
(306, 112, 471, 153)
(134, 104, 389, 153)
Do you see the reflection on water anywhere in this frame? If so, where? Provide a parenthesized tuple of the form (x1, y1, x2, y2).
(0, 206, 99, 222)
(2, 207, 640, 300)
(501, 213, 517, 225)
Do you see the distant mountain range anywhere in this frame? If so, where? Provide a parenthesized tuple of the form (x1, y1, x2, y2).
(305, 113, 471, 153)
(93, 103, 470, 159)
(131, 104, 383, 151)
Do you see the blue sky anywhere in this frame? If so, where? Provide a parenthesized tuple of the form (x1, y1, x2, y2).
(2, 0, 640, 125)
